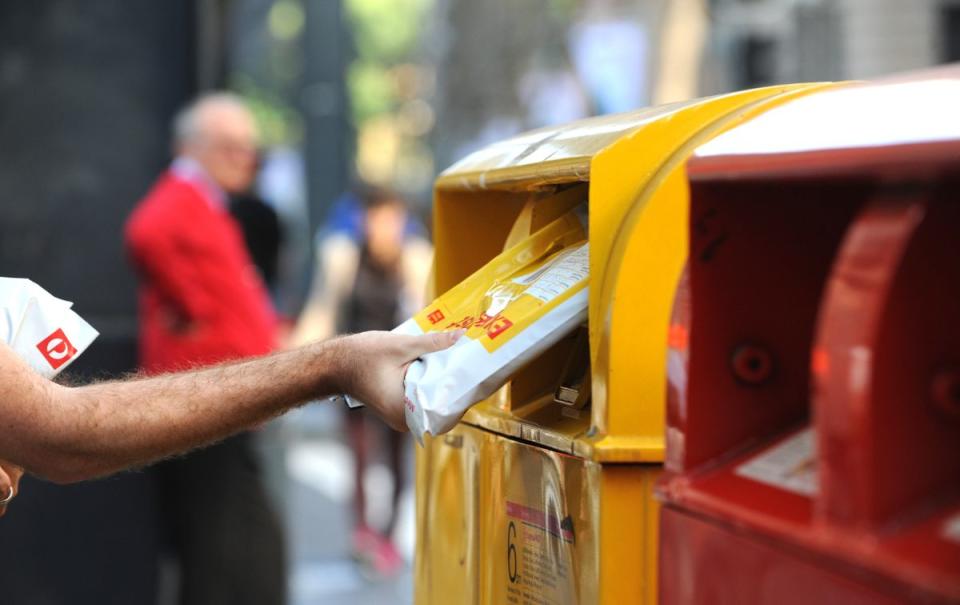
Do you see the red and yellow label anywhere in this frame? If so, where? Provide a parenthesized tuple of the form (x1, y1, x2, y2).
(413, 208, 588, 353)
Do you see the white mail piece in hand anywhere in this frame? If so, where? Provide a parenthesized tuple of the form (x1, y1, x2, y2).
(0, 278, 98, 379)
(333, 206, 589, 445)
(397, 207, 588, 444)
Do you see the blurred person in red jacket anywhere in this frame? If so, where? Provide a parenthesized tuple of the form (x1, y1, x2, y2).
(125, 93, 285, 605)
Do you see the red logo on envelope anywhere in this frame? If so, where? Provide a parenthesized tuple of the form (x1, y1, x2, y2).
(427, 309, 445, 324)
(486, 316, 513, 339)
(37, 328, 77, 370)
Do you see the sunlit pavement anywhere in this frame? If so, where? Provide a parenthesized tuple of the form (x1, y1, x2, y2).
(282, 407, 416, 605)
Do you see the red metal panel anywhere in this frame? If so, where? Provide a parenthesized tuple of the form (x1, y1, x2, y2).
(665, 178, 863, 474)
(810, 188, 960, 597)
(660, 506, 939, 605)
(660, 68, 960, 604)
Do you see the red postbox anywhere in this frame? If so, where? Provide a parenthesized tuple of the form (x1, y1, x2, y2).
(658, 66, 960, 604)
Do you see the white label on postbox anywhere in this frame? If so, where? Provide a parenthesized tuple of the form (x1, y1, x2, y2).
(943, 513, 960, 545)
(735, 427, 818, 497)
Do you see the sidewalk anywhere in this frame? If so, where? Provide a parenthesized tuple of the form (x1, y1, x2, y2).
(280, 407, 415, 605)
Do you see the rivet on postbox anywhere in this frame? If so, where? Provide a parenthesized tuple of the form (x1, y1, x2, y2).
(930, 368, 960, 419)
(730, 344, 774, 386)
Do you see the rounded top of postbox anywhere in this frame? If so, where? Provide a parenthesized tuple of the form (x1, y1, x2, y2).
(435, 84, 815, 192)
(689, 64, 960, 181)
(437, 100, 694, 190)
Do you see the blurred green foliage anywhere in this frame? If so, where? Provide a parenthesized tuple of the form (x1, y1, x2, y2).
(346, 0, 429, 60)
(345, 0, 431, 124)
(231, 72, 305, 147)
(348, 62, 394, 123)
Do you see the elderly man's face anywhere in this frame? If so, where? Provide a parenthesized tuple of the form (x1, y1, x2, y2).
(188, 103, 259, 194)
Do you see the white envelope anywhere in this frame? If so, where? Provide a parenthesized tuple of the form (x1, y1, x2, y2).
(0, 278, 98, 379)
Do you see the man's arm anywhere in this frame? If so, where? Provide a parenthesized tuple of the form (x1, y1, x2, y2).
(0, 330, 459, 484)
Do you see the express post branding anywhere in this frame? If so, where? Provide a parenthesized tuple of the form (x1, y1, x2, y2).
(444, 311, 514, 339)
(413, 265, 585, 354)
(36, 328, 78, 370)
(418, 303, 516, 344)
(413, 245, 587, 354)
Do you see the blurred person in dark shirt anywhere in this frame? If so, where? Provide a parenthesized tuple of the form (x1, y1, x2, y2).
(230, 190, 283, 292)
(345, 189, 411, 577)
(125, 92, 286, 605)
(294, 186, 431, 576)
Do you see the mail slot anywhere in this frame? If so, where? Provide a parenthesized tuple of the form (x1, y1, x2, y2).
(658, 66, 960, 604)
(414, 82, 838, 604)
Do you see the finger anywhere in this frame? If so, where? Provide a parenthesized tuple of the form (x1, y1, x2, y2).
(0, 468, 11, 517)
(405, 329, 464, 358)
(7, 466, 23, 492)
(386, 411, 409, 433)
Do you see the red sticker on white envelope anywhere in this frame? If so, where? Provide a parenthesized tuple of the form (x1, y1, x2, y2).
(36, 328, 77, 370)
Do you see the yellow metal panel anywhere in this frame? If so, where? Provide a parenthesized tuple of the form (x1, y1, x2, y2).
(598, 464, 661, 604)
(433, 189, 528, 295)
(479, 434, 601, 604)
(461, 391, 591, 455)
(416, 425, 662, 604)
(414, 426, 483, 604)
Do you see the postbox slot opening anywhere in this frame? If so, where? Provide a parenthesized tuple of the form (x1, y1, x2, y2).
(682, 179, 868, 472)
(502, 186, 591, 420)
(453, 185, 592, 432)
(553, 324, 591, 410)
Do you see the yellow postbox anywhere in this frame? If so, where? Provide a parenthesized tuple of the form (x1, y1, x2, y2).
(415, 82, 844, 604)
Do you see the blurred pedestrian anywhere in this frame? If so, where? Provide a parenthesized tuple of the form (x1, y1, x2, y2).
(125, 92, 286, 605)
(230, 177, 288, 341)
(230, 189, 283, 293)
(294, 186, 431, 576)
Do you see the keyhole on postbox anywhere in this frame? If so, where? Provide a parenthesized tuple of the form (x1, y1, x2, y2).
(731, 344, 775, 386)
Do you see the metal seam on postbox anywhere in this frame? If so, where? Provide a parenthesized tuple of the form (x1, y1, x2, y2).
(587, 84, 837, 460)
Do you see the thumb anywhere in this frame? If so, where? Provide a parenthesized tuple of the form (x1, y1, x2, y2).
(0, 467, 10, 495)
(407, 329, 464, 358)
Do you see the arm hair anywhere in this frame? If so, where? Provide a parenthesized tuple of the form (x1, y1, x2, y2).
(0, 339, 347, 483)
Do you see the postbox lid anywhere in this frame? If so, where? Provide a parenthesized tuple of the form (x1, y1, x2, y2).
(436, 98, 705, 191)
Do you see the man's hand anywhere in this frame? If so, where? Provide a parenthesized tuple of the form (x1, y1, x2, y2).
(335, 330, 462, 431)
(0, 460, 24, 517)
